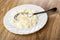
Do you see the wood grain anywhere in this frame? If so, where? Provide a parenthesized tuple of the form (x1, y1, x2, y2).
(0, 0, 60, 40)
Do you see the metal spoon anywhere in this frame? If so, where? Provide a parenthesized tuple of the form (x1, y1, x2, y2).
(14, 7, 57, 20)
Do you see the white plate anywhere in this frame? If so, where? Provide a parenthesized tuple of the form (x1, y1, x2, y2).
(3, 4, 48, 35)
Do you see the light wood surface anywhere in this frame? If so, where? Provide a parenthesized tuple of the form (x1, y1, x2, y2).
(0, 0, 60, 40)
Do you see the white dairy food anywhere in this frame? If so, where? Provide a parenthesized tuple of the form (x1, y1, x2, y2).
(9, 9, 39, 29)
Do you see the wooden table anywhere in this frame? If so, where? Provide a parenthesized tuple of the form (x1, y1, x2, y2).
(0, 0, 60, 40)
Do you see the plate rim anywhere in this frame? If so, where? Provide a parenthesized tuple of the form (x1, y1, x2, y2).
(3, 4, 48, 35)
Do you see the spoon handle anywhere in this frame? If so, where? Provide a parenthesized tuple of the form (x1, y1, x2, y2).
(33, 7, 57, 15)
